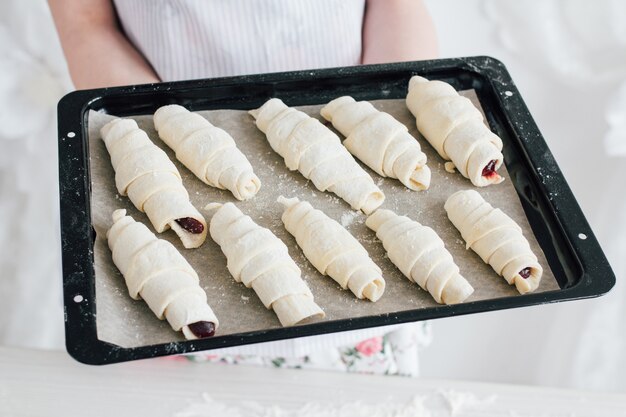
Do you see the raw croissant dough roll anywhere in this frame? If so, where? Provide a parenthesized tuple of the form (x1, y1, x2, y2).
(153, 105, 261, 200)
(320, 96, 431, 191)
(107, 209, 219, 340)
(278, 196, 385, 301)
(208, 202, 324, 326)
(406, 76, 504, 187)
(101, 118, 207, 249)
(444, 189, 543, 294)
(366, 209, 474, 304)
(249, 98, 384, 214)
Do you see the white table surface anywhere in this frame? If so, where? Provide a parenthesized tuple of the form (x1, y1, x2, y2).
(1, 347, 625, 417)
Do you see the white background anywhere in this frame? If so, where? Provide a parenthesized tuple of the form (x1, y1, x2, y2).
(0, 0, 624, 392)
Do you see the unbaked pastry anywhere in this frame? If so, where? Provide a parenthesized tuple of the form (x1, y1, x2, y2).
(100, 118, 206, 248)
(249, 98, 384, 214)
(107, 209, 219, 340)
(406, 76, 504, 187)
(320, 96, 431, 190)
(366, 208, 474, 304)
(277, 196, 385, 301)
(208, 202, 324, 326)
(153, 105, 261, 200)
(444, 189, 543, 294)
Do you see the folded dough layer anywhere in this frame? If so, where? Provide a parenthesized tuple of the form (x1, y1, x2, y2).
(153, 105, 261, 200)
(107, 209, 219, 340)
(249, 98, 384, 214)
(406, 76, 505, 187)
(208, 202, 325, 326)
(321, 96, 431, 191)
(366, 209, 473, 304)
(444, 189, 543, 294)
(278, 196, 385, 301)
(101, 118, 206, 248)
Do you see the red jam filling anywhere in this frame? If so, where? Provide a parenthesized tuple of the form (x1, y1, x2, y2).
(482, 159, 498, 178)
(519, 267, 532, 279)
(188, 321, 216, 338)
(175, 217, 204, 234)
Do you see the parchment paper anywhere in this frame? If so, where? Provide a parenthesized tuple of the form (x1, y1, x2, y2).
(88, 93, 558, 348)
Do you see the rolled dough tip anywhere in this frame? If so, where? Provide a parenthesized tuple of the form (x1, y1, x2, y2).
(474, 174, 505, 187)
(408, 75, 428, 90)
(441, 277, 475, 305)
(273, 295, 325, 326)
(445, 189, 478, 207)
(153, 105, 181, 130)
(276, 195, 299, 207)
(248, 108, 260, 119)
(241, 176, 262, 200)
(181, 326, 197, 340)
(204, 202, 223, 212)
(181, 321, 218, 340)
(362, 279, 385, 302)
(111, 208, 127, 223)
(169, 220, 207, 249)
(513, 274, 539, 294)
(365, 209, 391, 232)
(444, 162, 456, 173)
(360, 192, 385, 215)
(99, 117, 120, 139)
(409, 167, 431, 191)
(320, 96, 353, 121)
(513, 266, 542, 294)
(411, 182, 429, 191)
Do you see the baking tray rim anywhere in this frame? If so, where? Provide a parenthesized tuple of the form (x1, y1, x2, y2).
(57, 56, 615, 365)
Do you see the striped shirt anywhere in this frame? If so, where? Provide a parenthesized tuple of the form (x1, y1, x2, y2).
(113, 0, 366, 81)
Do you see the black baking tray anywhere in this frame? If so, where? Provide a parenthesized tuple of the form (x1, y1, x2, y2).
(58, 56, 615, 365)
